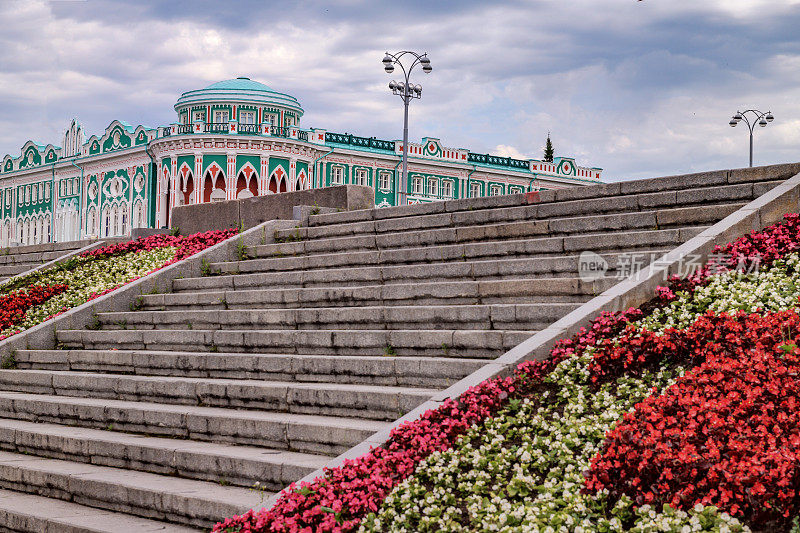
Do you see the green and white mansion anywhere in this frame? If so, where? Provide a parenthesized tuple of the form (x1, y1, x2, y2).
(0, 77, 602, 246)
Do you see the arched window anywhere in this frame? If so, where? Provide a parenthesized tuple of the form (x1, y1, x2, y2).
(296, 170, 307, 191)
(102, 207, 111, 237)
(180, 171, 194, 206)
(87, 207, 97, 236)
(132, 200, 144, 229)
(203, 168, 226, 202)
(236, 172, 248, 198)
(120, 203, 129, 235)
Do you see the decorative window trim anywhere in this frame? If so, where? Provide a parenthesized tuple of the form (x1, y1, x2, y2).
(330, 165, 344, 185)
(213, 109, 230, 124)
(354, 168, 370, 187)
(427, 177, 438, 196)
(240, 111, 256, 125)
(378, 171, 392, 191)
(441, 179, 454, 198)
(470, 182, 482, 198)
(411, 175, 424, 195)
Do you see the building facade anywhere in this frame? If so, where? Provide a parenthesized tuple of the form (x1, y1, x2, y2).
(0, 77, 602, 246)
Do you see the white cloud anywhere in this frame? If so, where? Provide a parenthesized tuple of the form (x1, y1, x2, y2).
(493, 144, 526, 159)
(1, 0, 800, 181)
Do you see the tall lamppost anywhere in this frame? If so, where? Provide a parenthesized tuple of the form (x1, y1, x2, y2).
(383, 51, 432, 205)
(729, 109, 774, 167)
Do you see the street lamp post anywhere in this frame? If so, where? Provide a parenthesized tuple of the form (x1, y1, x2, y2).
(383, 51, 432, 206)
(729, 109, 774, 167)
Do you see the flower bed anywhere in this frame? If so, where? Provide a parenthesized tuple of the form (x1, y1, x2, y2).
(0, 284, 69, 331)
(0, 229, 236, 340)
(214, 214, 800, 533)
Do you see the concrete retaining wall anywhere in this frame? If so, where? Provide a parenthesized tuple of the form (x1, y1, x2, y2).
(170, 185, 374, 234)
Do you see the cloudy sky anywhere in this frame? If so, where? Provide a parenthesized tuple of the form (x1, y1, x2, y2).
(1, 0, 799, 181)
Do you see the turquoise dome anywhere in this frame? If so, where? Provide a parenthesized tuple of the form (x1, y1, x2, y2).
(203, 78, 275, 92)
(174, 77, 303, 117)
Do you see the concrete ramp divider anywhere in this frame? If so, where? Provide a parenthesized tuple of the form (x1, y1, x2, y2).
(0, 219, 298, 358)
(275, 169, 800, 506)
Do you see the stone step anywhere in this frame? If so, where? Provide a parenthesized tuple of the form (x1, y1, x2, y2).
(56, 328, 535, 358)
(0, 263, 40, 277)
(0, 370, 435, 421)
(95, 303, 581, 332)
(0, 418, 327, 491)
(0, 391, 386, 455)
(0, 487, 201, 532)
(173, 249, 670, 292)
(304, 170, 786, 228)
(140, 277, 614, 312)
(219, 226, 705, 274)
(0, 449, 266, 529)
(283, 186, 762, 240)
(261, 204, 736, 257)
(16, 350, 486, 388)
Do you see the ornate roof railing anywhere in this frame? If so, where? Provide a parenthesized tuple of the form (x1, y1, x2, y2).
(467, 152, 529, 170)
(325, 132, 395, 152)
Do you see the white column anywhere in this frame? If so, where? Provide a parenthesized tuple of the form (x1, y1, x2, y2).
(260, 155, 269, 196)
(289, 158, 297, 191)
(226, 154, 236, 200)
(168, 157, 177, 225)
(194, 154, 202, 204)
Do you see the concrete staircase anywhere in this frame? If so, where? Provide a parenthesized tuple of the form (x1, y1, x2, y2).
(0, 240, 103, 283)
(0, 169, 789, 531)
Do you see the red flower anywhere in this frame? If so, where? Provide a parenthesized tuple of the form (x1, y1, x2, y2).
(0, 284, 69, 330)
(584, 309, 800, 528)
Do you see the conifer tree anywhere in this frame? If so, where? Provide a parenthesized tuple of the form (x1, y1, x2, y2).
(543, 134, 554, 162)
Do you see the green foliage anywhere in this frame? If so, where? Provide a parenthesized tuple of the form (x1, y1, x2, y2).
(1, 350, 17, 369)
(200, 258, 212, 277)
(169, 227, 181, 237)
(235, 240, 250, 261)
(86, 313, 102, 330)
(129, 296, 145, 312)
(543, 133, 554, 162)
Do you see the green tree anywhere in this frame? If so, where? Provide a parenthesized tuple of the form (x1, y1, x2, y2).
(543, 134, 554, 162)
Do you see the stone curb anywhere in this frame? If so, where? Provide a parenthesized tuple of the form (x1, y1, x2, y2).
(270, 170, 800, 508)
(0, 219, 297, 360)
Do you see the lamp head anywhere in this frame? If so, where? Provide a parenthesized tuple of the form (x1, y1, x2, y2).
(733, 112, 743, 121)
(414, 84, 422, 95)
(388, 81, 397, 91)
(422, 63, 432, 73)
(766, 112, 774, 122)
(759, 118, 768, 127)
(382, 54, 394, 73)
(729, 119, 738, 127)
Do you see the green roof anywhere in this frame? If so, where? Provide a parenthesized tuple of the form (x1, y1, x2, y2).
(174, 77, 303, 116)
(204, 78, 276, 92)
